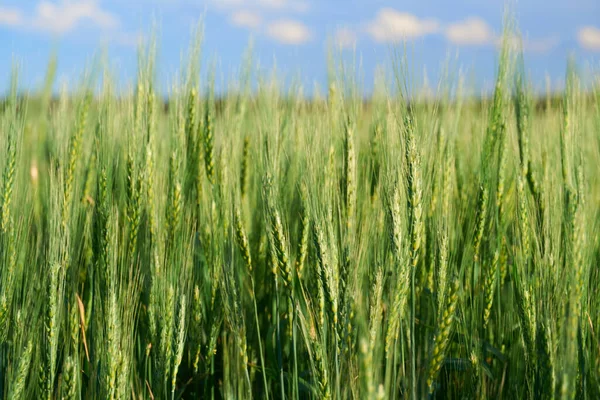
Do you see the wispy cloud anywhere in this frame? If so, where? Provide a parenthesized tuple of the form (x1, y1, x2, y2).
(32, 1, 119, 34)
(445, 17, 558, 53)
(221, 2, 311, 45)
(257, 0, 309, 13)
(212, 0, 309, 13)
(257, 0, 286, 8)
(445, 17, 494, 46)
(526, 37, 559, 53)
(107, 31, 144, 48)
(334, 27, 357, 49)
(229, 10, 262, 29)
(502, 34, 560, 54)
(266, 19, 311, 44)
(0, 1, 119, 34)
(578, 26, 600, 51)
(359, 10, 557, 54)
(365, 8, 439, 43)
(0, 7, 23, 27)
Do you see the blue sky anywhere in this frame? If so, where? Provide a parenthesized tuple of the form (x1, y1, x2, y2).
(0, 0, 599, 96)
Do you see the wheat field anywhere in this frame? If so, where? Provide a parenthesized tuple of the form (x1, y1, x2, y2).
(0, 29, 599, 399)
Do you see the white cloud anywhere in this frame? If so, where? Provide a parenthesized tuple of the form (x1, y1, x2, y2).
(230, 10, 262, 29)
(258, 0, 285, 7)
(258, 0, 309, 13)
(578, 26, 600, 51)
(214, 0, 244, 6)
(256, 0, 288, 8)
(444, 18, 557, 53)
(500, 34, 559, 54)
(111, 31, 144, 47)
(266, 19, 311, 44)
(334, 27, 357, 49)
(0, 1, 119, 34)
(32, 1, 118, 34)
(445, 17, 494, 46)
(0, 7, 23, 27)
(523, 37, 559, 53)
(366, 8, 439, 42)
(212, 0, 309, 13)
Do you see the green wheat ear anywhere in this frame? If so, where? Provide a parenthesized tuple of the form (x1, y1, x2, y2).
(405, 114, 423, 271)
(482, 250, 499, 329)
(385, 182, 410, 357)
(427, 275, 460, 393)
(343, 119, 356, 232)
(473, 185, 489, 263)
(190, 285, 203, 373)
(1, 121, 16, 233)
(240, 136, 250, 199)
(294, 184, 309, 280)
(0, 296, 8, 344)
(234, 206, 253, 272)
(171, 295, 186, 400)
(270, 207, 291, 287)
(203, 105, 215, 185)
(10, 340, 33, 399)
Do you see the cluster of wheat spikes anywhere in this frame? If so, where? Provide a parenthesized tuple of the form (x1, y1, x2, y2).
(0, 24, 599, 400)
